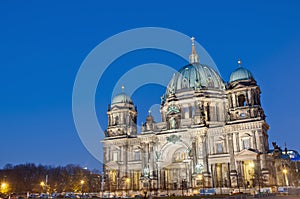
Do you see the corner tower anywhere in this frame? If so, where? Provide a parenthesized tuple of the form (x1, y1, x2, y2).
(226, 60, 270, 186)
(105, 86, 137, 137)
(227, 60, 265, 122)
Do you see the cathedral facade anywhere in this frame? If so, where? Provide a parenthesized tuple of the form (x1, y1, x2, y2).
(101, 40, 276, 195)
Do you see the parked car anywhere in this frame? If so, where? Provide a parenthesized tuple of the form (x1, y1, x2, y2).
(229, 189, 243, 195)
(40, 193, 52, 199)
(28, 194, 39, 199)
(200, 188, 216, 195)
(278, 187, 288, 195)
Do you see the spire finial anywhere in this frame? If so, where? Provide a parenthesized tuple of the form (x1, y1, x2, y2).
(148, 109, 151, 115)
(237, 58, 242, 67)
(121, 85, 125, 93)
(191, 36, 195, 45)
(189, 36, 199, 64)
(191, 36, 196, 54)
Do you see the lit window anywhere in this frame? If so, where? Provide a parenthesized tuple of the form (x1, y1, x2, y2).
(134, 151, 140, 160)
(216, 143, 223, 153)
(242, 139, 250, 149)
(191, 106, 195, 117)
(183, 107, 189, 119)
(113, 152, 118, 161)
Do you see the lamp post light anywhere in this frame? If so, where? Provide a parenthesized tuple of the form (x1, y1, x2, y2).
(1, 183, 7, 189)
(1, 182, 8, 194)
(40, 181, 45, 193)
(125, 177, 130, 197)
(80, 180, 85, 196)
(282, 169, 289, 186)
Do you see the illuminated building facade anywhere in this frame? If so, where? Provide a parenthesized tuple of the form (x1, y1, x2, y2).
(101, 39, 293, 195)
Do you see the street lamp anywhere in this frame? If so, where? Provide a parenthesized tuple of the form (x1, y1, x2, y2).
(1, 183, 7, 189)
(1, 182, 8, 194)
(80, 180, 85, 196)
(125, 177, 130, 197)
(40, 181, 45, 193)
(282, 169, 289, 186)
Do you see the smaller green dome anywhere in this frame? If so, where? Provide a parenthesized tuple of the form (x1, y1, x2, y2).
(112, 93, 133, 104)
(229, 67, 254, 83)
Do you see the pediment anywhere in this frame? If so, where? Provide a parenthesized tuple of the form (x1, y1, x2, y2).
(235, 149, 258, 161)
(105, 161, 119, 169)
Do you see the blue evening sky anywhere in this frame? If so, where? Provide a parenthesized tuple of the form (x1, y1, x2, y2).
(0, 1, 300, 170)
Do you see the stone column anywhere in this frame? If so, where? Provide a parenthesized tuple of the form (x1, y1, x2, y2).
(228, 95, 232, 108)
(192, 138, 197, 172)
(252, 131, 257, 150)
(226, 163, 230, 187)
(201, 135, 209, 174)
(201, 133, 211, 187)
(149, 142, 155, 177)
(245, 91, 249, 105)
(248, 89, 252, 105)
(205, 103, 210, 121)
(228, 133, 236, 171)
(145, 142, 149, 164)
(156, 162, 161, 191)
(260, 155, 269, 186)
(141, 143, 146, 175)
(228, 133, 238, 187)
(232, 94, 236, 107)
(211, 164, 216, 187)
(235, 132, 240, 152)
(124, 142, 128, 176)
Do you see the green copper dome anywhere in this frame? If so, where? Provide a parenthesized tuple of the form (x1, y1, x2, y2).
(112, 93, 133, 104)
(166, 63, 225, 96)
(229, 67, 254, 83)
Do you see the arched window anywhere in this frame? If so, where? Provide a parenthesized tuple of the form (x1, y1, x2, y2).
(238, 94, 246, 107)
(182, 78, 188, 88)
(242, 138, 250, 149)
(207, 78, 214, 87)
(112, 151, 118, 161)
(183, 107, 189, 119)
(134, 151, 140, 161)
(216, 142, 223, 153)
(114, 115, 119, 125)
(191, 106, 195, 117)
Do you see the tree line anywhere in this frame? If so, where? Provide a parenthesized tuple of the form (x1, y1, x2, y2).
(0, 163, 103, 194)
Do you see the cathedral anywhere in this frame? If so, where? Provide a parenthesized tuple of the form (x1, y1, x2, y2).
(101, 39, 290, 195)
